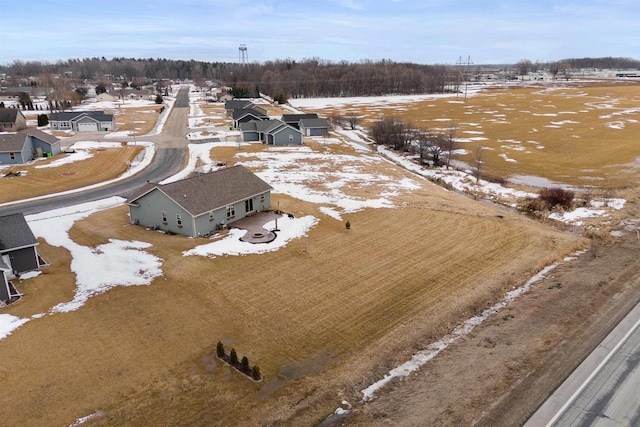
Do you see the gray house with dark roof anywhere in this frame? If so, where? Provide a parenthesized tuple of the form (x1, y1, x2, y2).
(0, 213, 41, 304)
(49, 111, 116, 132)
(282, 113, 318, 129)
(224, 99, 268, 117)
(232, 107, 268, 128)
(240, 119, 303, 145)
(299, 117, 330, 136)
(0, 128, 61, 165)
(126, 165, 273, 237)
(0, 108, 27, 131)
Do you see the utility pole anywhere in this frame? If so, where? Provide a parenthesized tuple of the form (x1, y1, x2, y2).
(456, 55, 473, 101)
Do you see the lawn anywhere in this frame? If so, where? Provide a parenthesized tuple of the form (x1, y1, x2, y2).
(0, 145, 144, 204)
(0, 135, 581, 426)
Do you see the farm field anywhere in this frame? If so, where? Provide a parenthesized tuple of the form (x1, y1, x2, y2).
(294, 81, 640, 189)
(0, 144, 144, 204)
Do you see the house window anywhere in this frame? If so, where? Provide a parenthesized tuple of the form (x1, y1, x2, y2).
(289, 134, 294, 141)
(161, 211, 167, 223)
(10, 153, 15, 160)
(260, 194, 265, 203)
(245, 199, 253, 212)
(226, 205, 235, 219)
(176, 214, 183, 227)
(209, 211, 215, 222)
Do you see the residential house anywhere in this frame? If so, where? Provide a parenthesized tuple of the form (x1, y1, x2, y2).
(0, 128, 61, 164)
(240, 119, 303, 145)
(299, 117, 330, 136)
(95, 92, 120, 102)
(0, 108, 27, 131)
(264, 121, 303, 145)
(125, 88, 153, 100)
(49, 111, 116, 132)
(224, 99, 253, 116)
(0, 213, 42, 304)
(126, 165, 273, 238)
(224, 99, 268, 117)
(232, 107, 268, 129)
(217, 93, 233, 102)
(282, 113, 318, 129)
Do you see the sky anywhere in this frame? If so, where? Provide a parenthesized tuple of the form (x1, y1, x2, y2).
(1, 0, 638, 65)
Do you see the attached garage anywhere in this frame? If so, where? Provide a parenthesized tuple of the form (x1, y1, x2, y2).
(77, 122, 98, 132)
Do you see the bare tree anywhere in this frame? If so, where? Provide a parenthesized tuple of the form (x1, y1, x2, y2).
(515, 59, 532, 81)
(549, 62, 560, 80)
(412, 127, 432, 164)
(472, 146, 484, 184)
(428, 133, 445, 166)
(346, 113, 359, 130)
(443, 126, 458, 169)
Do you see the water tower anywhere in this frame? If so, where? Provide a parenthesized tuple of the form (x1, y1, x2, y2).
(239, 44, 248, 65)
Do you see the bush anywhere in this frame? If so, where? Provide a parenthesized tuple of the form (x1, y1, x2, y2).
(155, 94, 164, 104)
(37, 114, 49, 127)
(230, 348, 238, 365)
(252, 365, 262, 381)
(539, 187, 574, 210)
(345, 221, 351, 230)
(216, 341, 225, 358)
(241, 356, 250, 372)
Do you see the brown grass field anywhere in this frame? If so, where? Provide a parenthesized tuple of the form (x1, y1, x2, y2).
(110, 106, 162, 135)
(0, 146, 144, 204)
(312, 81, 640, 189)
(0, 147, 581, 426)
(2, 82, 638, 426)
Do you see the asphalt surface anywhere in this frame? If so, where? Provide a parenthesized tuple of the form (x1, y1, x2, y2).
(0, 87, 191, 216)
(525, 300, 640, 427)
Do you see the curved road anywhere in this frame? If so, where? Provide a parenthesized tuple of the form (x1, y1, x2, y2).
(0, 87, 191, 216)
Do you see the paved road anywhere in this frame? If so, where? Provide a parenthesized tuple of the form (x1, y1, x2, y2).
(0, 87, 191, 216)
(525, 301, 640, 427)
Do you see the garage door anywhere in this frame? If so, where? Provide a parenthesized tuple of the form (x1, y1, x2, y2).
(78, 122, 98, 132)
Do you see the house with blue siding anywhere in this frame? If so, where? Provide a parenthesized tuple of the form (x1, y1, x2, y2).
(0, 128, 61, 165)
(126, 165, 273, 238)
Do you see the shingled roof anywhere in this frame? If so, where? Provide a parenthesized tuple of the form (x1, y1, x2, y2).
(0, 128, 60, 153)
(49, 111, 114, 122)
(300, 118, 329, 128)
(0, 213, 38, 252)
(126, 165, 272, 217)
(0, 108, 21, 123)
(282, 113, 318, 123)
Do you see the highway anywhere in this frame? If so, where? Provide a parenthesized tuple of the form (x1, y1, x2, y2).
(525, 301, 640, 427)
(0, 87, 191, 216)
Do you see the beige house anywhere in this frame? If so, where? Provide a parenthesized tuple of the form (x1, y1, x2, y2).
(95, 92, 120, 102)
(0, 108, 27, 131)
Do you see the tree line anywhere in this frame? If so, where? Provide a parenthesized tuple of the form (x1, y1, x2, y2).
(369, 116, 457, 168)
(2, 56, 638, 102)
